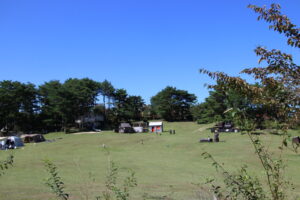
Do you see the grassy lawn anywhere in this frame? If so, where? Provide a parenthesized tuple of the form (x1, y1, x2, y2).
(0, 122, 299, 200)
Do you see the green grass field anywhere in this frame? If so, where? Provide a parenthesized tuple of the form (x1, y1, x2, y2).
(0, 122, 299, 200)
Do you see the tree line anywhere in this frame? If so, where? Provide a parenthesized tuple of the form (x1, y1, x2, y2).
(1, 74, 292, 134)
(0, 79, 147, 133)
(0, 79, 200, 134)
(190, 80, 292, 129)
(1, 75, 289, 134)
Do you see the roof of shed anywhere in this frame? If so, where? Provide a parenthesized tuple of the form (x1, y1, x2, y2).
(149, 122, 163, 126)
(119, 123, 131, 128)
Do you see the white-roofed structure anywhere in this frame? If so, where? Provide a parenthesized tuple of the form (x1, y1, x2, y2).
(149, 122, 163, 133)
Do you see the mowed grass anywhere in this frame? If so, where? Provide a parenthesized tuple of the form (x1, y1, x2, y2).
(0, 122, 299, 200)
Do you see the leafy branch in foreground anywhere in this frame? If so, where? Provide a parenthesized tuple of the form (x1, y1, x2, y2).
(44, 159, 69, 200)
(97, 159, 137, 200)
(199, 73, 294, 200)
(202, 152, 266, 200)
(248, 4, 300, 48)
(200, 3, 299, 200)
(0, 154, 14, 177)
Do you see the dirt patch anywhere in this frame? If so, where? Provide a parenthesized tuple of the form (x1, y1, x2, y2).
(193, 124, 212, 133)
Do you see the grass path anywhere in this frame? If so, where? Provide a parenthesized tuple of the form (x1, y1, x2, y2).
(192, 123, 213, 134)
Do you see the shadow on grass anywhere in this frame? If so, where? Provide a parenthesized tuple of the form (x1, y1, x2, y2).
(142, 193, 174, 200)
(251, 132, 265, 135)
(269, 131, 284, 136)
(240, 131, 265, 135)
(199, 140, 226, 143)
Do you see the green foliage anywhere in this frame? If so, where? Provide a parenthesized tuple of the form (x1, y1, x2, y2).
(111, 89, 145, 124)
(43, 153, 137, 200)
(44, 159, 69, 200)
(151, 86, 196, 121)
(199, 3, 300, 200)
(99, 80, 115, 112)
(141, 105, 158, 120)
(40, 78, 101, 132)
(203, 152, 266, 200)
(191, 85, 227, 123)
(248, 134, 288, 200)
(191, 103, 212, 124)
(202, 118, 292, 200)
(38, 80, 64, 131)
(126, 96, 145, 121)
(0, 154, 14, 177)
(112, 89, 129, 123)
(192, 80, 280, 128)
(0, 77, 145, 132)
(0, 78, 140, 131)
(96, 159, 137, 200)
(0, 80, 38, 132)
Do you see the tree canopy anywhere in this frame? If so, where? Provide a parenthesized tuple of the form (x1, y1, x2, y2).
(0, 78, 147, 133)
(151, 86, 196, 121)
(0, 81, 38, 132)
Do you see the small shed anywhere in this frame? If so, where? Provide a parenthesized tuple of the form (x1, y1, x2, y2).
(119, 123, 134, 133)
(149, 122, 163, 133)
(132, 122, 148, 133)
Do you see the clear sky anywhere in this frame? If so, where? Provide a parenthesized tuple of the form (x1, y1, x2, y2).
(0, 0, 299, 104)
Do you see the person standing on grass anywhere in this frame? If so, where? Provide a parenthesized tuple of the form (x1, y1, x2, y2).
(214, 130, 219, 142)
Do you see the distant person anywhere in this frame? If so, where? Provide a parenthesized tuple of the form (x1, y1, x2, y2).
(214, 130, 220, 142)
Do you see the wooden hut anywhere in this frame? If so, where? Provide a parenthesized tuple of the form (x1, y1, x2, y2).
(132, 122, 148, 133)
(118, 123, 134, 133)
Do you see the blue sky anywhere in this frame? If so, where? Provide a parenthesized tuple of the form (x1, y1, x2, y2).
(0, 0, 299, 104)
